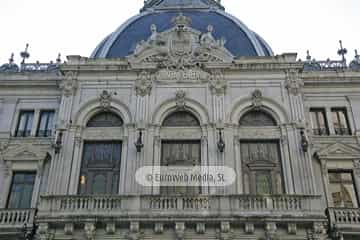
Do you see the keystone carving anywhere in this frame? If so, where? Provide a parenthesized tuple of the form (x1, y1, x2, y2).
(175, 90, 186, 109)
(99, 90, 112, 111)
(135, 71, 153, 96)
(60, 71, 78, 97)
(251, 89, 263, 109)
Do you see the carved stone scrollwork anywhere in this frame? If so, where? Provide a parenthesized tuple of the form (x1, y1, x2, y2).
(196, 223, 205, 234)
(99, 90, 112, 111)
(251, 89, 263, 109)
(209, 70, 227, 95)
(285, 69, 303, 96)
(127, 222, 142, 240)
(106, 222, 116, 235)
(38, 223, 51, 240)
(175, 90, 186, 109)
(216, 222, 234, 240)
(60, 71, 78, 97)
(313, 222, 325, 235)
(64, 223, 74, 235)
(135, 71, 153, 97)
(84, 223, 96, 240)
(175, 222, 185, 240)
(287, 223, 297, 235)
(245, 223, 254, 234)
(265, 222, 277, 240)
(154, 223, 164, 234)
(353, 159, 360, 169)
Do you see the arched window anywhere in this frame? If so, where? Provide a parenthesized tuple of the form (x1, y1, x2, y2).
(239, 110, 276, 127)
(86, 112, 123, 127)
(162, 111, 200, 127)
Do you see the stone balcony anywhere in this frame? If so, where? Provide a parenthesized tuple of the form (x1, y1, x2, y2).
(38, 194, 324, 222)
(0, 208, 36, 235)
(328, 208, 360, 235)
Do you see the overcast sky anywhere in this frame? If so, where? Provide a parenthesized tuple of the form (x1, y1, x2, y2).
(0, 0, 359, 64)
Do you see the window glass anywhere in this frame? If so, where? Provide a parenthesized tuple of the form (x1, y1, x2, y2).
(331, 108, 351, 135)
(329, 172, 358, 208)
(239, 110, 276, 126)
(7, 172, 36, 209)
(309, 109, 328, 135)
(162, 111, 200, 127)
(16, 111, 34, 137)
(79, 142, 121, 195)
(255, 171, 272, 194)
(37, 111, 55, 137)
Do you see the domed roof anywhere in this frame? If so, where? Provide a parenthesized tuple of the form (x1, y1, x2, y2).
(91, 0, 273, 58)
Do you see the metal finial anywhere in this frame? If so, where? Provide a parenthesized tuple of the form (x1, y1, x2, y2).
(9, 53, 14, 64)
(56, 53, 61, 64)
(306, 50, 311, 61)
(337, 40, 347, 63)
(20, 43, 30, 64)
(355, 49, 359, 61)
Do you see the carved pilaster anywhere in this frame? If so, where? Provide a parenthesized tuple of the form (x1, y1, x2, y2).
(245, 223, 254, 234)
(216, 222, 234, 240)
(99, 90, 112, 111)
(135, 71, 153, 97)
(285, 69, 303, 96)
(60, 71, 78, 97)
(84, 223, 96, 240)
(175, 222, 185, 240)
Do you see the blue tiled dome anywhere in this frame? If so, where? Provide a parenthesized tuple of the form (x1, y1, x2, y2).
(91, 0, 273, 58)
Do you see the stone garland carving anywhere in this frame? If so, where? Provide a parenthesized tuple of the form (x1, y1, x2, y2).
(135, 71, 153, 96)
(175, 90, 187, 109)
(60, 71, 78, 97)
(251, 89, 263, 109)
(209, 70, 227, 95)
(285, 70, 304, 96)
(99, 90, 112, 111)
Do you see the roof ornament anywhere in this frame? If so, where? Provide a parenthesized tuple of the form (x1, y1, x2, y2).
(350, 49, 360, 70)
(355, 49, 359, 62)
(9, 53, 15, 65)
(306, 50, 312, 62)
(172, 13, 192, 30)
(337, 40, 347, 64)
(56, 53, 62, 64)
(20, 43, 30, 64)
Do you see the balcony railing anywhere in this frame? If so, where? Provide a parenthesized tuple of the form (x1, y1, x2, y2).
(0, 209, 36, 229)
(38, 194, 322, 220)
(328, 208, 360, 230)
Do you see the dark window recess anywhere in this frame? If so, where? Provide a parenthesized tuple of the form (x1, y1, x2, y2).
(15, 111, 34, 137)
(310, 109, 329, 136)
(7, 172, 36, 209)
(37, 111, 55, 137)
(328, 171, 358, 208)
(161, 140, 201, 195)
(239, 110, 277, 127)
(78, 142, 122, 195)
(162, 111, 200, 127)
(240, 141, 283, 195)
(86, 112, 123, 127)
(332, 108, 351, 135)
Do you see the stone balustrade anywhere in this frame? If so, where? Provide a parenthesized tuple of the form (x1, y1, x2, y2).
(38, 194, 322, 220)
(0, 209, 36, 229)
(328, 208, 360, 230)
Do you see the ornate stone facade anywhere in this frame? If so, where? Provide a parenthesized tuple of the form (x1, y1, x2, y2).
(0, 1, 359, 240)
